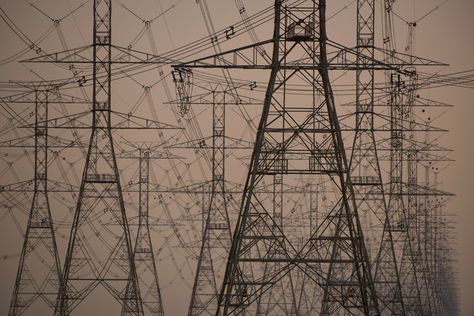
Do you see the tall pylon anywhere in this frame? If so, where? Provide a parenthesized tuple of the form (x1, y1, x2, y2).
(3, 86, 89, 316)
(382, 71, 424, 316)
(55, 0, 142, 314)
(375, 2, 424, 315)
(404, 71, 434, 315)
(403, 22, 435, 315)
(8, 89, 63, 315)
(131, 148, 165, 316)
(188, 89, 232, 315)
(350, 0, 405, 314)
(179, 1, 380, 314)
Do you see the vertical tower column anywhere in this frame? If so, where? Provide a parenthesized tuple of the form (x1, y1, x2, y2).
(188, 90, 232, 315)
(405, 24, 435, 314)
(385, 72, 423, 315)
(9, 90, 63, 315)
(132, 149, 165, 315)
(215, 1, 379, 315)
(255, 174, 298, 315)
(350, 0, 405, 314)
(56, 0, 143, 314)
(375, 2, 425, 315)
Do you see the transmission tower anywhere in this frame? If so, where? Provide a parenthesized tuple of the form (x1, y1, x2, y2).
(54, 0, 143, 311)
(186, 88, 232, 315)
(187, 88, 232, 315)
(108, 143, 173, 316)
(376, 2, 424, 314)
(385, 73, 424, 315)
(130, 148, 165, 315)
(3, 86, 88, 316)
(0, 0, 463, 315)
(179, 1, 381, 314)
(28, 1, 156, 314)
(19, 0, 180, 312)
(169, 80, 258, 315)
(349, 0, 405, 314)
(403, 21, 440, 315)
(8, 89, 62, 316)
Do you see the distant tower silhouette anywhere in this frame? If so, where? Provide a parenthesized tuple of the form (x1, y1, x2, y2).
(8, 89, 62, 316)
(350, 0, 405, 314)
(131, 148, 165, 315)
(376, 3, 423, 315)
(188, 89, 232, 315)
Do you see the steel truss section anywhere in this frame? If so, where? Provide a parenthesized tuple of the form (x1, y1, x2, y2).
(55, 0, 143, 314)
(9, 90, 63, 316)
(350, 1, 405, 314)
(182, 1, 381, 315)
(188, 90, 233, 316)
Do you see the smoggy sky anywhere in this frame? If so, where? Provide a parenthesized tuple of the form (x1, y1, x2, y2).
(0, 0, 473, 315)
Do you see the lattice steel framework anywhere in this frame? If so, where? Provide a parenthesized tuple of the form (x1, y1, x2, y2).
(190, 1, 381, 314)
(253, 174, 298, 315)
(376, 2, 423, 314)
(55, 0, 143, 314)
(350, 0, 405, 314)
(8, 90, 63, 316)
(188, 90, 232, 315)
(0, 0, 461, 315)
(130, 149, 165, 316)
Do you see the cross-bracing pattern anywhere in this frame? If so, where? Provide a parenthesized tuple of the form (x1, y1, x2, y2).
(8, 89, 63, 315)
(0, 0, 465, 315)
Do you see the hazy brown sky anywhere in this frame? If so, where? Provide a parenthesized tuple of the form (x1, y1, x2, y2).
(0, 0, 473, 315)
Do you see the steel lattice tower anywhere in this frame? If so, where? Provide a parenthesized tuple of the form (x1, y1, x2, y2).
(55, 0, 142, 314)
(291, 182, 322, 315)
(182, 1, 380, 314)
(0, 0, 461, 314)
(188, 90, 232, 315)
(350, 0, 405, 314)
(8, 89, 63, 315)
(131, 149, 165, 316)
(386, 73, 423, 315)
(403, 23, 436, 315)
(376, 2, 423, 314)
(3, 87, 89, 315)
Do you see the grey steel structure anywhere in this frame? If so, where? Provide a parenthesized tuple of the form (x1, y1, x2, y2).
(4, 87, 88, 316)
(0, 0, 461, 315)
(179, 1, 381, 314)
(350, 1, 405, 314)
(17, 0, 178, 312)
(8, 90, 62, 315)
(55, 0, 143, 313)
(220, 1, 379, 313)
(133, 148, 165, 316)
(188, 89, 232, 316)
